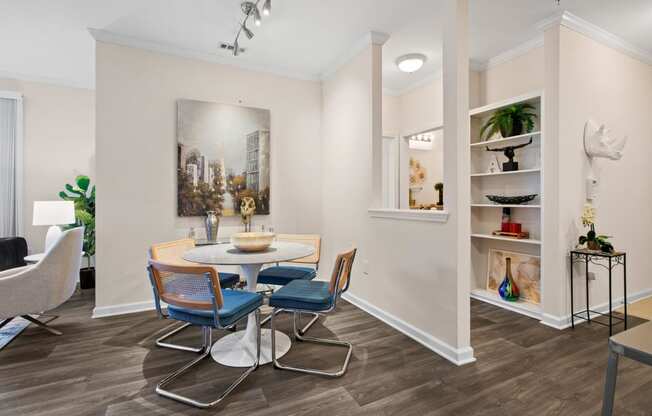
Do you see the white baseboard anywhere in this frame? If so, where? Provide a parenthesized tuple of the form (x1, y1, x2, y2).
(92, 300, 157, 319)
(342, 292, 475, 366)
(540, 288, 652, 330)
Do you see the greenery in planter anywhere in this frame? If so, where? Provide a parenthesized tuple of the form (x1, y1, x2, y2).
(59, 175, 95, 267)
(480, 103, 537, 140)
(578, 203, 614, 253)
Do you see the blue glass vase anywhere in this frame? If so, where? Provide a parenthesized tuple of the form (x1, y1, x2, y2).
(498, 257, 520, 302)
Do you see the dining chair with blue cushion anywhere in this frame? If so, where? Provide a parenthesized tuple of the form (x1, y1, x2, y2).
(269, 247, 356, 377)
(149, 239, 240, 353)
(147, 259, 262, 409)
(258, 234, 321, 334)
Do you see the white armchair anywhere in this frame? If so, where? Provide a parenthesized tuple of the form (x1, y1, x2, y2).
(0, 227, 83, 335)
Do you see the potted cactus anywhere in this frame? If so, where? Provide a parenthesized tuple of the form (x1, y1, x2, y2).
(59, 175, 95, 289)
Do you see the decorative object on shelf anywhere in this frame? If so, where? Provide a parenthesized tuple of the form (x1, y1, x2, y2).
(501, 208, 511, 231)
(487, 155, 501, 173)
(583, 120, 627, 201)
(486, 138, 533, 172)
(498, 257, 520, 302)
(59, 175, 95, 289)
(230, 231, 275, 252)
(241, 196, 256, 232)
(485, 194, 537, 205)
(578, 203, 614, 253)
(205, 211, 219, 242)
(434, 182, 444, 209)
(492, 230, 529, 239)
(480, 103, 537, 140)
(222, 0, 273, 56)
(177, 99, 270, 217)
(409, 157, 426, 186)
(487, 249, 540, 304)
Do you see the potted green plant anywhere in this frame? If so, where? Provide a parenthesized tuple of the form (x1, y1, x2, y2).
(59, 175, 96, 289)
(480, 103, 537, 140)
(578, 203, 614, 253)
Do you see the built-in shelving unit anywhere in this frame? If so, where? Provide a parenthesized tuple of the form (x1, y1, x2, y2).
(469, 91, 544, 320)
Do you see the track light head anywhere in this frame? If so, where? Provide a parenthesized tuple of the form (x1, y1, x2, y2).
(242, 24, 254, 39)
(253, 6, 262, 26)
(262, 0, 271, 16)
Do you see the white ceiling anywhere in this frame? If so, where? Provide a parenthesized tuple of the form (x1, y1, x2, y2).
(1, 0, 651, 92)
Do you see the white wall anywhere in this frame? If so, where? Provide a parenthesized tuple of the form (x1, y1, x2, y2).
(95, 42, 322, 312)
(322, 39, 470, 363)
(0, 78, 94, 253)
(556, 26, 652, 316)
(479, 46, 545, 106)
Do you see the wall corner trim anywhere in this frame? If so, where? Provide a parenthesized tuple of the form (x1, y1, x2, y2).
(320, 31, 390, 81)
(92, 300, 157, 319)
(87, 27, 322, 82)
(536, 11, 652, 66)
(342, 292, 475, 366)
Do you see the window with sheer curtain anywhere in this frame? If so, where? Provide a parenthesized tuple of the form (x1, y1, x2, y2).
(0, 94, 21, 238)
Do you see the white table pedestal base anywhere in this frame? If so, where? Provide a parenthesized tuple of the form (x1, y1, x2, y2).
(210, 329, 291, 367)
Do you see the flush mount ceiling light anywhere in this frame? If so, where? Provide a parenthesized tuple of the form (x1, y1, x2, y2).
(396, 53, 427, 73)
(225, 0, 271, 56)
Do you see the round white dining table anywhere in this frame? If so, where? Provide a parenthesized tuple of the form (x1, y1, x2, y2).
(183, 241, 315, 367)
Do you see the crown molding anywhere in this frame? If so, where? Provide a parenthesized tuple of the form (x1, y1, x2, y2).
(320, 31, 390, 81)
(88, 28, 321, 83)
(475, 36, 544, 72)
(0, 69, 93, 90)
(537, 10, 652, 66)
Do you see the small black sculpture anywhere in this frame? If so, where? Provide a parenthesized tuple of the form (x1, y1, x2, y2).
(486, 138, 533, 172)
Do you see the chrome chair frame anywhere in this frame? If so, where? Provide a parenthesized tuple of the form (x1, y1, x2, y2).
(270, 249, 355, 377)
(148, 240, 240, 353)
(147, 262, 261, 409)
(0, 314, 62, 336)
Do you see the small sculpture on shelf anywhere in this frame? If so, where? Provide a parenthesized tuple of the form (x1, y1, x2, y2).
(434, 182, 444, 210)
(240, 197, 256, 232)
(486, 138, 533, 172)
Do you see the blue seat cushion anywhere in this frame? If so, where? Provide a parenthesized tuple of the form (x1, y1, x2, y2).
(257, 266, 317, 286)
(269, 280, 333, 312)
(167, 289, 263, 327)
(218, 272, 240, 288)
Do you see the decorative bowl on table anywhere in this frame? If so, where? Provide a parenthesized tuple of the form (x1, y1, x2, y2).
(230, 232, 276, 252)
(485, 194, 538, 205)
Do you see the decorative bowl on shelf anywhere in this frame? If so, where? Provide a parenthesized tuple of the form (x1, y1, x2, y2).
(485, 194, 538, 205)
(230, 232, 276, 252)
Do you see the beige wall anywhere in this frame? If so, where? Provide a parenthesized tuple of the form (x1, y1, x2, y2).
(0, 78, 94, 253)
(95, 42, 322, 311)
(479, 46, 545, 106)
(322, 42, 467, 362)
(556, 26, 652, 316)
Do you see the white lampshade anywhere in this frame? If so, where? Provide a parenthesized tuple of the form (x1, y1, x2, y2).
(33, 201, 76, 226)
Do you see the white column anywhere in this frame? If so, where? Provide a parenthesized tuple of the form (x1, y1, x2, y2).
(443, 0, 473, 359)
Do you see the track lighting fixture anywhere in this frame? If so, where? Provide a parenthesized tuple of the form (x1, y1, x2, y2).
(227, 0, 271, 56)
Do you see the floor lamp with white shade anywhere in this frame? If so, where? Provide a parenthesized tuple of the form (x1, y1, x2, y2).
(33, 201, 76, 251)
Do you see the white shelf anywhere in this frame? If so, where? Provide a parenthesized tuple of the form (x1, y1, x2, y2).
(471, 233, 541, 245)
(469, 91, 542, 118)
(470, 131, 541, 148)
(470, 168, 540, 177)
(470, 289, 542, 320)
(471, 204, 540, 209)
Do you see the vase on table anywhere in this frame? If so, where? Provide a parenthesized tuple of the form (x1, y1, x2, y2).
(205, 211, 219, 242)
(499, 257, 520, 302)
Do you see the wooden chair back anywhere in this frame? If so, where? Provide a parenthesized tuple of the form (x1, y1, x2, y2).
(148, 259, 224, 310)
(328, 248, 357, 297)
(276, 234, 321, 266)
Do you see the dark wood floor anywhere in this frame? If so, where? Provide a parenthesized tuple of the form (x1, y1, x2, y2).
(1, 291, 651, 416)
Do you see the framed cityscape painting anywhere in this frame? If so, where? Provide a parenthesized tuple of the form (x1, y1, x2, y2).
(176, 99, 270, 217)
(486, 249, 541, 304)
